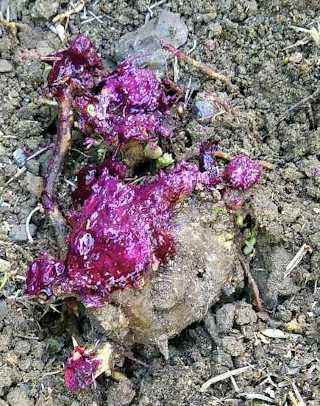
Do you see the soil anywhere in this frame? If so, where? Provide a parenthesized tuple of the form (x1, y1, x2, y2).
(0, 0, 320, 405)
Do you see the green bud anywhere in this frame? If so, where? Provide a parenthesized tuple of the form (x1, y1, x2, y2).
(156, 153, 174, 169)
(87, 104, 96, 117)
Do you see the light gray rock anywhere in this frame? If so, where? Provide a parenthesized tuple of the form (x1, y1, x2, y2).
(13, 148, 27, 167)
(235, 303, 257, 326)
(31, 0, 59, 20)
(0, 59, 13, 73)
(23, 172, 43, 197)
(192, 92, 227, 122)
(114, 9, 188, 76)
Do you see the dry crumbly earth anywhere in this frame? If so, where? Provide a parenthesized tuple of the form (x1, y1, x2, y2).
(0, 0, 320, 405)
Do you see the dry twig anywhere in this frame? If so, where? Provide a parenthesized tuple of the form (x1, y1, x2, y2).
(238, 392, 275, 403)
(284, 244, 312, 278)
(25, 205, 43, 244)
(291, 381, 306, 406)
(52, 0, 87, 24)
(214, 151, 275, 170)
(200, 365, 252, 392)
(239, 257, 263, 312)
(162, 41, 235, 91)
(277, 88, 320, 125)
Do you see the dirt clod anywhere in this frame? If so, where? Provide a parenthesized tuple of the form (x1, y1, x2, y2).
(6, 386, 34, 406)
(106, 380, 136, 406)
(215, 303, 236, 333)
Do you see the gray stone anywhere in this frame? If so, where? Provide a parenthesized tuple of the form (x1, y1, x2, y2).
(13, 148, 27, 167)
(235, 303, 257, 326)
(18, 358, 32, 371)
(31, 0, 59, 20)
(193, 99, 216, 121)
(14, 340, 31, 355)
(114, 9, 188, 76)
(192, 92, 225, 122)
(9, 224, 36, 242)
(7, 387, 34, 406)
(215, 303, 235, 333)
(0, 59, 13, 73)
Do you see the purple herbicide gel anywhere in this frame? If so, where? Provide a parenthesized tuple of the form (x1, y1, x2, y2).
(74, 59, 172, 145)
(25, 161, 217, 307)
(47, 34, 172, 147)
(47, 34, 103, 98)
(223, 154, 263, 191)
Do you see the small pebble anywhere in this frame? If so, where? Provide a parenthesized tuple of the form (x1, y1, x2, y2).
(0, 59, 13, 73)
(0, 259, 10, 275)
(261, 328, 287, 339)
(13, 148, 27, 167)
(14, 340, 31, 355)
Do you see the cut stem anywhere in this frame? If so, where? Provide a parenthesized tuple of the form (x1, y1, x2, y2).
(42, 90, 73, 253)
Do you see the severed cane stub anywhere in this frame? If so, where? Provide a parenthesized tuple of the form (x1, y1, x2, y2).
(64, 345, 102, 392)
